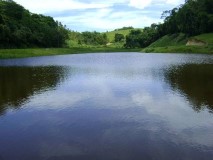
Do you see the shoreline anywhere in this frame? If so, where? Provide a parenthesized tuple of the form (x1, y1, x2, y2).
(0, 48, 141, 59)
(0, 46, 212, 59)
(143, 45, 213, 54)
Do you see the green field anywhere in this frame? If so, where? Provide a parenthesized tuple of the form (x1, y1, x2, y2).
(0, 48, 141, 59)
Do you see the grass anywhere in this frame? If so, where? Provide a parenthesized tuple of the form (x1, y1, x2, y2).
(105, 29, 132, 42)
(148, 33, 188, 48)
(66, 28, 143, 48)
(105, 28, 143, 42)
(142, 45, 213, 54)
(143, 33, 213, 54)
(0, 47, 141, 59)
(1, 33, 212, 59)
(193, 33, 213, 44)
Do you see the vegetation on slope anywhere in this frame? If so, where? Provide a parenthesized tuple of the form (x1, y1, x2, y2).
(193, 33, 213, 44)
(143, 33, 213, 54)
(125, 0, 213, 50)
(66, 31, 108, 48)
(105, 29, 133, 43)
(143, 45, 213, 54)
(148, 33, 188, 48)
(66, 27, 143, 48)
(0, 0, 212, 57)
(0, 0, 68, 48)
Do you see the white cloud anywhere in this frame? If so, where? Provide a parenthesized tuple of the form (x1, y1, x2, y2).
(14, 0, 185, 31)
(14, 0, 185, 14)
(129, 0, 152, 9)
(165, 0, 184, 5)
(15, 0, 112, 13)
(55, 9, 163, 31)
(24, 90, 91, 110)
(132, 91, 213, 147)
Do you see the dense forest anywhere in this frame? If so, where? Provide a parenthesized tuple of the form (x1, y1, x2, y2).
(125, 0, 213, 48)
(0, 0, 68, 48)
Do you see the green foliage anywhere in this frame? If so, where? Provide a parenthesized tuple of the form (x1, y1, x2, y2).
(105, 29, 135, 42)
(80, 31, 108, 45)
(125, 30, 143, 48)
(193, 33, 213, 44)
(161, 0, 213, 36)
(0, 0, 68, 48)
(148, 33, 188, 48)
(66, 28, 140, 48)
(66, 31, 108, 47)
(114, 26, 134, 31)
(106, 42, 125, 48)
(125, 24, 161, 48)
(143, 45, 213, 54)
(124, 0, 213, 49)
(144, 32, 213, 54)
(114, 33, 125, 42)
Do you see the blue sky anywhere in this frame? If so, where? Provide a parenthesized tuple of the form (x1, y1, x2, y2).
(15, 0, 185, 32)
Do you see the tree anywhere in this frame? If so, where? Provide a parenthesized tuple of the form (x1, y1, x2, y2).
(125, 30, 142, 48)
(0, 0, 69, 48)
(114, 33, 125, 42)
(80, 31, 108, 45)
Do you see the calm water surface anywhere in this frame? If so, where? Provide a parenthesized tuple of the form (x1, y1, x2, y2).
(0, 53, 213, 160)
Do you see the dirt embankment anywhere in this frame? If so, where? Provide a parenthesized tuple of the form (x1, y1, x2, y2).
(186, 39, 207, 46)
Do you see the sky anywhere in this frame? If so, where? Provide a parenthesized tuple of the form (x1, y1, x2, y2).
(14, 0, 185, 32)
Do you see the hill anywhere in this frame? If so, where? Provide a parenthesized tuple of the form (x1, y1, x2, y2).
(0, 0, 68, 48)
(143, 33, 213, 54)
(124, 0, 213, 51)
(105, 28, 143, 42)
(102, 28, 143, 48)
(193, 33, 213, 45)
(105, 29, 133, 42)
(148, 33, 188, 48)
(67, 28, 143, 48)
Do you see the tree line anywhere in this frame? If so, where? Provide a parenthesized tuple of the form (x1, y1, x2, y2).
(79, 31, 108, 45)
(125, 0, 213, 48)
(1, 0, 212, 49)
(0, 0, 68, 48)
(68, 31, 108, 46)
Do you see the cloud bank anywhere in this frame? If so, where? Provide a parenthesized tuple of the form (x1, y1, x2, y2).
(14, 0, 185, 31)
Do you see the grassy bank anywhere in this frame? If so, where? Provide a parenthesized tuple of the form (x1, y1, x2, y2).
(0, 47, 141, 59)
(148, 33, 188, 48)
(143, 45, 213, 54)
(193, 33, 213, 44)
(143, 33, 213, 54)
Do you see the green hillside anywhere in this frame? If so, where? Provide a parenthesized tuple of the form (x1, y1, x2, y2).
(0, 0, 68, 48)
(143, 33, 213, 54)
(105, 29, 132, 42)
(148, 33, 188, 48)
(193, 33, 213, 44)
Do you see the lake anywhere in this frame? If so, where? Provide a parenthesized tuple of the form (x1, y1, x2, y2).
(0, 53, 213, 160)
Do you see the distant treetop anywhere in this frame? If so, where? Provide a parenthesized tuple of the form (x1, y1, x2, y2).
(114, 26, 134, 31)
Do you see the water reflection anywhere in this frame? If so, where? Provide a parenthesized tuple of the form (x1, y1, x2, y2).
(0, 53, 213, 160)
(164, 64, 213, 113)
(0, 66, 67, 115)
